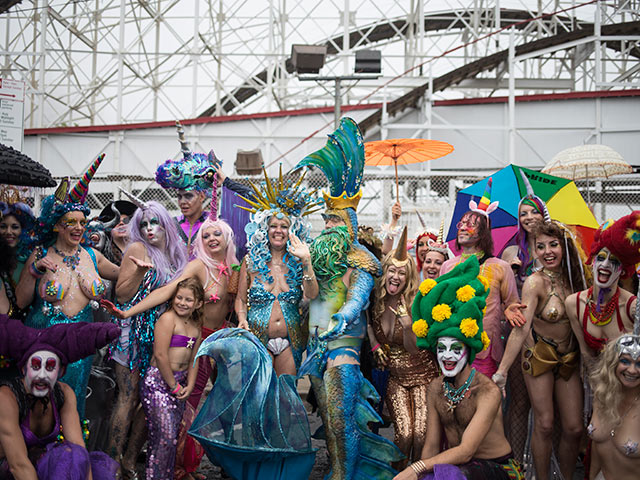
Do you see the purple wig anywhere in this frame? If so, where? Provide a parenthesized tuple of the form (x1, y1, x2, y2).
(126, 201, 188, 287)
(193, 218, 238, 272)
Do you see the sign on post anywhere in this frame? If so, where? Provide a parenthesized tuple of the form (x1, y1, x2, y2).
(0, 78, 26, 151)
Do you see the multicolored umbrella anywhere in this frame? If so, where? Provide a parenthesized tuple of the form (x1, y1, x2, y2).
(446, 164, 599, 256)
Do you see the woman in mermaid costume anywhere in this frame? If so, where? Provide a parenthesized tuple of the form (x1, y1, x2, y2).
(235, 167, 320, 375)
(16, 155, 120, 419)
(369, 227, 439, 470)
(105, 192, 188, 478)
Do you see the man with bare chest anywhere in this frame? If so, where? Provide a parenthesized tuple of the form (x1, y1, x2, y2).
(395, 256, 523, 479)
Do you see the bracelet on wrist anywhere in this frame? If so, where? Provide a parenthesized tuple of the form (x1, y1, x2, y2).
(371, 343, 381, 353)
(410, 460, 426, 475)
(29, 262, 46, 278)
(302, 274, 315, 282)
(170, 383, 181, 395)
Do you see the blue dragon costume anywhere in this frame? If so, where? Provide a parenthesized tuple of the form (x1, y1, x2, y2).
(297, 117, 403, 479)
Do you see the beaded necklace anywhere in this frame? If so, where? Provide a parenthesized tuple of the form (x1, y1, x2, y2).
(53, 246, 81, 270)
(443, 367, 476, 412)
(587, 286, 620, 326)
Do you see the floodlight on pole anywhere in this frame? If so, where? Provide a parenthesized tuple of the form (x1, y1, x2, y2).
(292, 46, 382, 128)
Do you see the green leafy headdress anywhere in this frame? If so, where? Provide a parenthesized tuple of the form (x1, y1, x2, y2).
(411, 255, 490, 363)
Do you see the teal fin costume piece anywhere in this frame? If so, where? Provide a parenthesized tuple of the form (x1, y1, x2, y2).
(323, 364, 403, 480)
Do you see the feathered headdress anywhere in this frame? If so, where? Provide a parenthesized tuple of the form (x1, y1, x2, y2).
(588, 211, 640, 278)
(34, 154, 105, 245)
(237, 166, 322, 219)
(296, 117, 381, 277)
(296, 117, 365, 212)
(155, 121, 220, 192)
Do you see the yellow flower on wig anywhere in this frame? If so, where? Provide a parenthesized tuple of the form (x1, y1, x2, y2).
(459, 318, 479, 338)
(456, 285, 476, 302)
(412, 319, 429, 338)
(477, 275, 489, 290)
(481, 331, 490, 350)
(482, 306, 487, 316)
(432, 304, 452, 322)
(419, 278, 437, 296)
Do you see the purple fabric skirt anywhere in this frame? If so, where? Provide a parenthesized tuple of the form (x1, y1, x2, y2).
(1, 441, 118, 479)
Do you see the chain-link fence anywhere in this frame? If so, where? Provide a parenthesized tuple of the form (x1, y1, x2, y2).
(26, 170, 640, 245)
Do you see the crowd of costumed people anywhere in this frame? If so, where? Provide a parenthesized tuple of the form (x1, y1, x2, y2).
(0, 117, 638, 480)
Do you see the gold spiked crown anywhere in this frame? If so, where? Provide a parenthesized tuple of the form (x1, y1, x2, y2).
(322, 189, 362, 211)
(237, 166, 322, 218)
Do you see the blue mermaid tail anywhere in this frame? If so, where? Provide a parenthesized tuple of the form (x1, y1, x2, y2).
(319, 364, 403, 480)
(188, 328, 316, 480)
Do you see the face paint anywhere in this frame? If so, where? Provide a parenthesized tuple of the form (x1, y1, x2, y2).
(140, 216, 165, 247)
(456, 213, 480, 247)
(592, 248, 622, 289)
(24, 350, 61, 397)
(436, 336, 469, 378)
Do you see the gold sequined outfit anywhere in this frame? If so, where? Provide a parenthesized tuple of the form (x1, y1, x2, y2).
(373, 311, 439, 469)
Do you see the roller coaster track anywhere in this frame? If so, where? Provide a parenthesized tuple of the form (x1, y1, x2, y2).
(359, 20, 640, 134)
(198, 8, 639, 127)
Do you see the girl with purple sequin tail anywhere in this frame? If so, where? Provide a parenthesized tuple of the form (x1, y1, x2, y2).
(140, 278, 203, 479)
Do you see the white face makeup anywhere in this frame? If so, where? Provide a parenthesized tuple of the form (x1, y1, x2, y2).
(140, 215, 165, 247)
(24, 350, 61, 397)
(592, 247, 622, 290)
(436, 336, 469, 378)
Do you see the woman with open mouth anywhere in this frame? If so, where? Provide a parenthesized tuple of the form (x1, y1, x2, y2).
(368, 227, 438, 470)
(16, 155, 120, 420)
(566, 211, 640, 369)
(103, 193, 187, 480)
(588, 332, 640, 479)
(493, 221, 589, 480)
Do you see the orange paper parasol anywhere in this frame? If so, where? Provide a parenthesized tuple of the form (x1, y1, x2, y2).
(365, 139, 454, 199)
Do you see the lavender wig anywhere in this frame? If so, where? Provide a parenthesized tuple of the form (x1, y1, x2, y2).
(193, 218, 238, 272)
(126, 201, 188, 287)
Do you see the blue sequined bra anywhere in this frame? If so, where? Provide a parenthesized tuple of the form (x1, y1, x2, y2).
(247, 278, 304, 368)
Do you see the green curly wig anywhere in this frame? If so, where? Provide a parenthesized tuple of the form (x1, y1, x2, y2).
(411, 255, 490, 363)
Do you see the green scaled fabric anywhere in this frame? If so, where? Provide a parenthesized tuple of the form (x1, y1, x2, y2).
(296, 117, 365, 198)
(411, 255, 490, 364)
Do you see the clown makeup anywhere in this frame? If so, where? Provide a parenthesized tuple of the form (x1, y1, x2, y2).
(436, 336, 469, 378)
(24, 350, 61, 397)
(268, 216, 290, 250)
(0, 214, 22, 247)
(140, 216, 165, 247)
(592, 247, 622, 290)
(385, 263, 408, 295)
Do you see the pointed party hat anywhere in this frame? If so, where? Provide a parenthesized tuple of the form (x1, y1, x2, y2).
(519, 169, 551, 223)
(392, 226, 409, 266)
(118, 187, 149, 210)
(68, 153, 105, 203)
(469, 177, 499, 216)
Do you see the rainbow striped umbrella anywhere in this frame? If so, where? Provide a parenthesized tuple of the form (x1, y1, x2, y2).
(446, 165, 599, 256)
